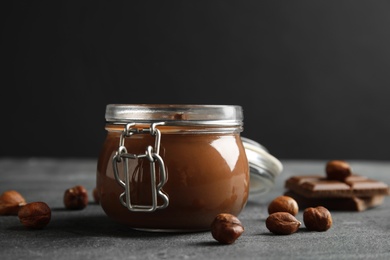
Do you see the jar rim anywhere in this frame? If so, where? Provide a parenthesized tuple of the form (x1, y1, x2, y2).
(105, 104, 243, 126)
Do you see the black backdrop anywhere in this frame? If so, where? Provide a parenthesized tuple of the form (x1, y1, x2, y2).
(1, 1, 390, 160)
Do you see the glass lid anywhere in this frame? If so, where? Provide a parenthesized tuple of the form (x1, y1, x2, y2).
(105, 104, 243, 126)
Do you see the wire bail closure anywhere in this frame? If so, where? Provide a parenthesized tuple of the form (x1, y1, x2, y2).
(112, 122, 169, 212)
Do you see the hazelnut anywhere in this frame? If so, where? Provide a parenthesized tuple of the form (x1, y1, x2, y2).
(211, 213, 244, 244)
(18, 202, 51, 229)
(303, 206, 332, 231)
(64, 185, 88, 210)
(0, 190, 27, 215)
(93, 187, 100, 204)
(266, 212, 301, 235)
(268, 195, 299, 216)
(325, 160, 351, 181)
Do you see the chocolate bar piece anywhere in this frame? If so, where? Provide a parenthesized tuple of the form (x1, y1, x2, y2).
(285, 175, 390, 198)
(284, 191, 385, 212)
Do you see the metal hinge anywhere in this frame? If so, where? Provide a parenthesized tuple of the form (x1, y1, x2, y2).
(112, 122, 169, 212)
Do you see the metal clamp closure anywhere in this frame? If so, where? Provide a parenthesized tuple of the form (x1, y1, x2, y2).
(112, 122, 169, 212)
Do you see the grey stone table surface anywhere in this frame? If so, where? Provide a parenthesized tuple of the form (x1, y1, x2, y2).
(0, 158, 389, 260)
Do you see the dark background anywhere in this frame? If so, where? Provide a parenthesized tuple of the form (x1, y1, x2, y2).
(1, 1, 390, 160)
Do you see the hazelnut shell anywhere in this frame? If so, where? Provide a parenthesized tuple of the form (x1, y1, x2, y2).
(211, 213, 244, 244)
(303, 206, 332, 231)
(0, 190, 27, 215)
(325, 160, 352, 181)
(268, 195, 299, 216)
(266, 212, 301, 235)
(64, 185, 89, 210)
(18, 202, 51, 229)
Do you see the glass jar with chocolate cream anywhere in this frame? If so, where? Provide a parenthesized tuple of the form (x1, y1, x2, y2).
(97, 104, 250, 231)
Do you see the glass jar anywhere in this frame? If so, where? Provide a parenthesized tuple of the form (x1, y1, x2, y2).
(242, 137, 283, 198)
(97, 104, 249, 231)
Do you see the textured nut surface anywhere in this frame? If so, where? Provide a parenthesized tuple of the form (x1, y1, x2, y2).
(211, 213, 244, 244)
(0, 190, 27, 215)
(18, 202, 51, 229)
(303, 206, 332, 231)
(268, 195, 299, 216)
(325, 160, 352, 181)
(266, 212, 301, 235)
(64, 185, 89, 210)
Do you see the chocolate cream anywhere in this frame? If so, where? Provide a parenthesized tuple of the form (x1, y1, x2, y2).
(97, 125, 249, 231)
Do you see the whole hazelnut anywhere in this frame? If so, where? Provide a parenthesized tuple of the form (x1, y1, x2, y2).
(268, 195, 299, 216)
(303, 206, 332, 231)
(18, 202, 51, 229)
(211, 213, 244, 244)
(64, 185, 88, 210)
(325, 160, 351, 181)
(266, 212, 301, 235)
(0, 190, 27, 215)
(93, 187, 100, 204)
